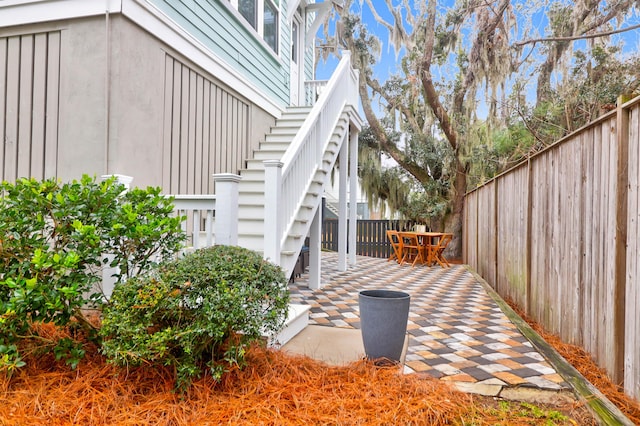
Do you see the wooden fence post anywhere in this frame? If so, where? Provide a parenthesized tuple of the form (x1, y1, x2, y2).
(614, 96, 630, 384)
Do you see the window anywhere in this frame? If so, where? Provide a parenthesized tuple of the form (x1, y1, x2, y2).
(263, 0, 278, 52)
(290, 16, 298, 64)
(229, 0, 279, 54)
(238, 0, 257, 29)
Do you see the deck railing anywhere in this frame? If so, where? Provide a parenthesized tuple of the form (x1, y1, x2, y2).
(304, 80, 327, 106)
(170, 173, 240, 248)
(263, 52, 359, 264)
(172, 195, 216, 248)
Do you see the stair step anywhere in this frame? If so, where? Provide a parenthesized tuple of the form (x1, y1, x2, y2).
(238, 180, 264, 192)
(275, 117, 306, 127)
(245, 159, 267, 170)
(253, 150, 285, 160)
(271, 304, 310, 346)
(238, 190, 265, 203)
(283, 106, 312, 115)
(260, 140, 292, 150)
(235, 105, 350, 280)
(269, 126, 300, 136)
(238, 207, 265, 219)
(237, 222, 264, 234)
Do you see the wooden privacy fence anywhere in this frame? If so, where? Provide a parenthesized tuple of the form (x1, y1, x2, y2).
(322, 219, 418, 258)
(464, 96, 640, 401)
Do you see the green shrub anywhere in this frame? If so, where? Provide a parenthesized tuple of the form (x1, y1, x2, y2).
(0, 175, 185, 373)
(100, 245, 290, 390)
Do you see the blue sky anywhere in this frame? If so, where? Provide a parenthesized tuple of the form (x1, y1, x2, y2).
(314, 0, 640, 98)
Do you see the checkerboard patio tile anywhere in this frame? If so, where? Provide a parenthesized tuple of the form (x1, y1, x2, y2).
(289, 252, 568, 391)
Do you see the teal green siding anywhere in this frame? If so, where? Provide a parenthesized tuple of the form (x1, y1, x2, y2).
(304, 10, 314, 81)
(150, 0, 291, 107)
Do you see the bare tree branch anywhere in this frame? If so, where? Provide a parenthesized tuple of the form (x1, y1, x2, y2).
(421, 0, 459, 151)
(515, 22, 640, 46)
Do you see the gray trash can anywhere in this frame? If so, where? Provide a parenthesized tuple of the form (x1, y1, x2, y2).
(358, 289, 410, 363)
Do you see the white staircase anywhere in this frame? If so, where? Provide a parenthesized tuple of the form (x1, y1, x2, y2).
(168, 54, 360, 346)
(236, 107, 349, 275)
(235, 53, 360, 345)
(235, 107, 351, 346)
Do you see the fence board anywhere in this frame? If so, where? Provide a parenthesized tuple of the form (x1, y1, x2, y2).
(463, 191, 478, 267)
(476, 181, 496, 283)
(604, 116, 621, 378)
(496, 164, 528, 308)
(529, 150, 547, 326)
(625, 104, 640, 399)
(581, 128, 595, 354)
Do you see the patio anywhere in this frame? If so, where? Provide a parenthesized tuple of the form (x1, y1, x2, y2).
(287, 252, 572, 399)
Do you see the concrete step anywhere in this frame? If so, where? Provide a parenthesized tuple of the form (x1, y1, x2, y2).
(269, 304, 311, 347)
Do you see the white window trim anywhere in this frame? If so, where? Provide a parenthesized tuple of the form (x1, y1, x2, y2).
(228, 0, 279, 55)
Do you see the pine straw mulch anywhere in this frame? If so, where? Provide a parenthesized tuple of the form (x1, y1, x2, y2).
(1, 322, 591, 426)
(508, 300, 640, 425)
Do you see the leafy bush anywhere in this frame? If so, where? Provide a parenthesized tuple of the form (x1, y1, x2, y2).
(100, 245, 290, 390)
(0, 175, 185, 373)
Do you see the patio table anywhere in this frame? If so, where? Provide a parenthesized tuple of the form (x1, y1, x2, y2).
(396, 231, 453, 267)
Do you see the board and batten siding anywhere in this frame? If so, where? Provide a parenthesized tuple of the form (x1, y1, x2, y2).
(464, 97, 640, 401)
(150, 0, 290, 108)
(162, 54, 250, 195)
(0, 31, 60, 182)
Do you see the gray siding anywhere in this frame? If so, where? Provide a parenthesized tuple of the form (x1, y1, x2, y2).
(0, 15, 275, 190)
(161, 53, 251, 194)
(0, 31, 61, 181)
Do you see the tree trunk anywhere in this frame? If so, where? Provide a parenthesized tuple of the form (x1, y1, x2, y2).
(444, 157, 468, 259)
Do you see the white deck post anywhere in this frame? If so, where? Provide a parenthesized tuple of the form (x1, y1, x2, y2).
(101, 173, 133, 190)
(213, 173, 241, 245)
(263, 160, 283, 264)
(348, 128, 358, 266)
(99, 174, 133, 300)
(338, 132, 348, 271)
(308, 205, 322, 289)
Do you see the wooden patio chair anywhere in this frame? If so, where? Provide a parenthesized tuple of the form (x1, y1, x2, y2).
(399, 232, 425, 267)
(386, 230, 402, 263)
(432, 233, 452, 267)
